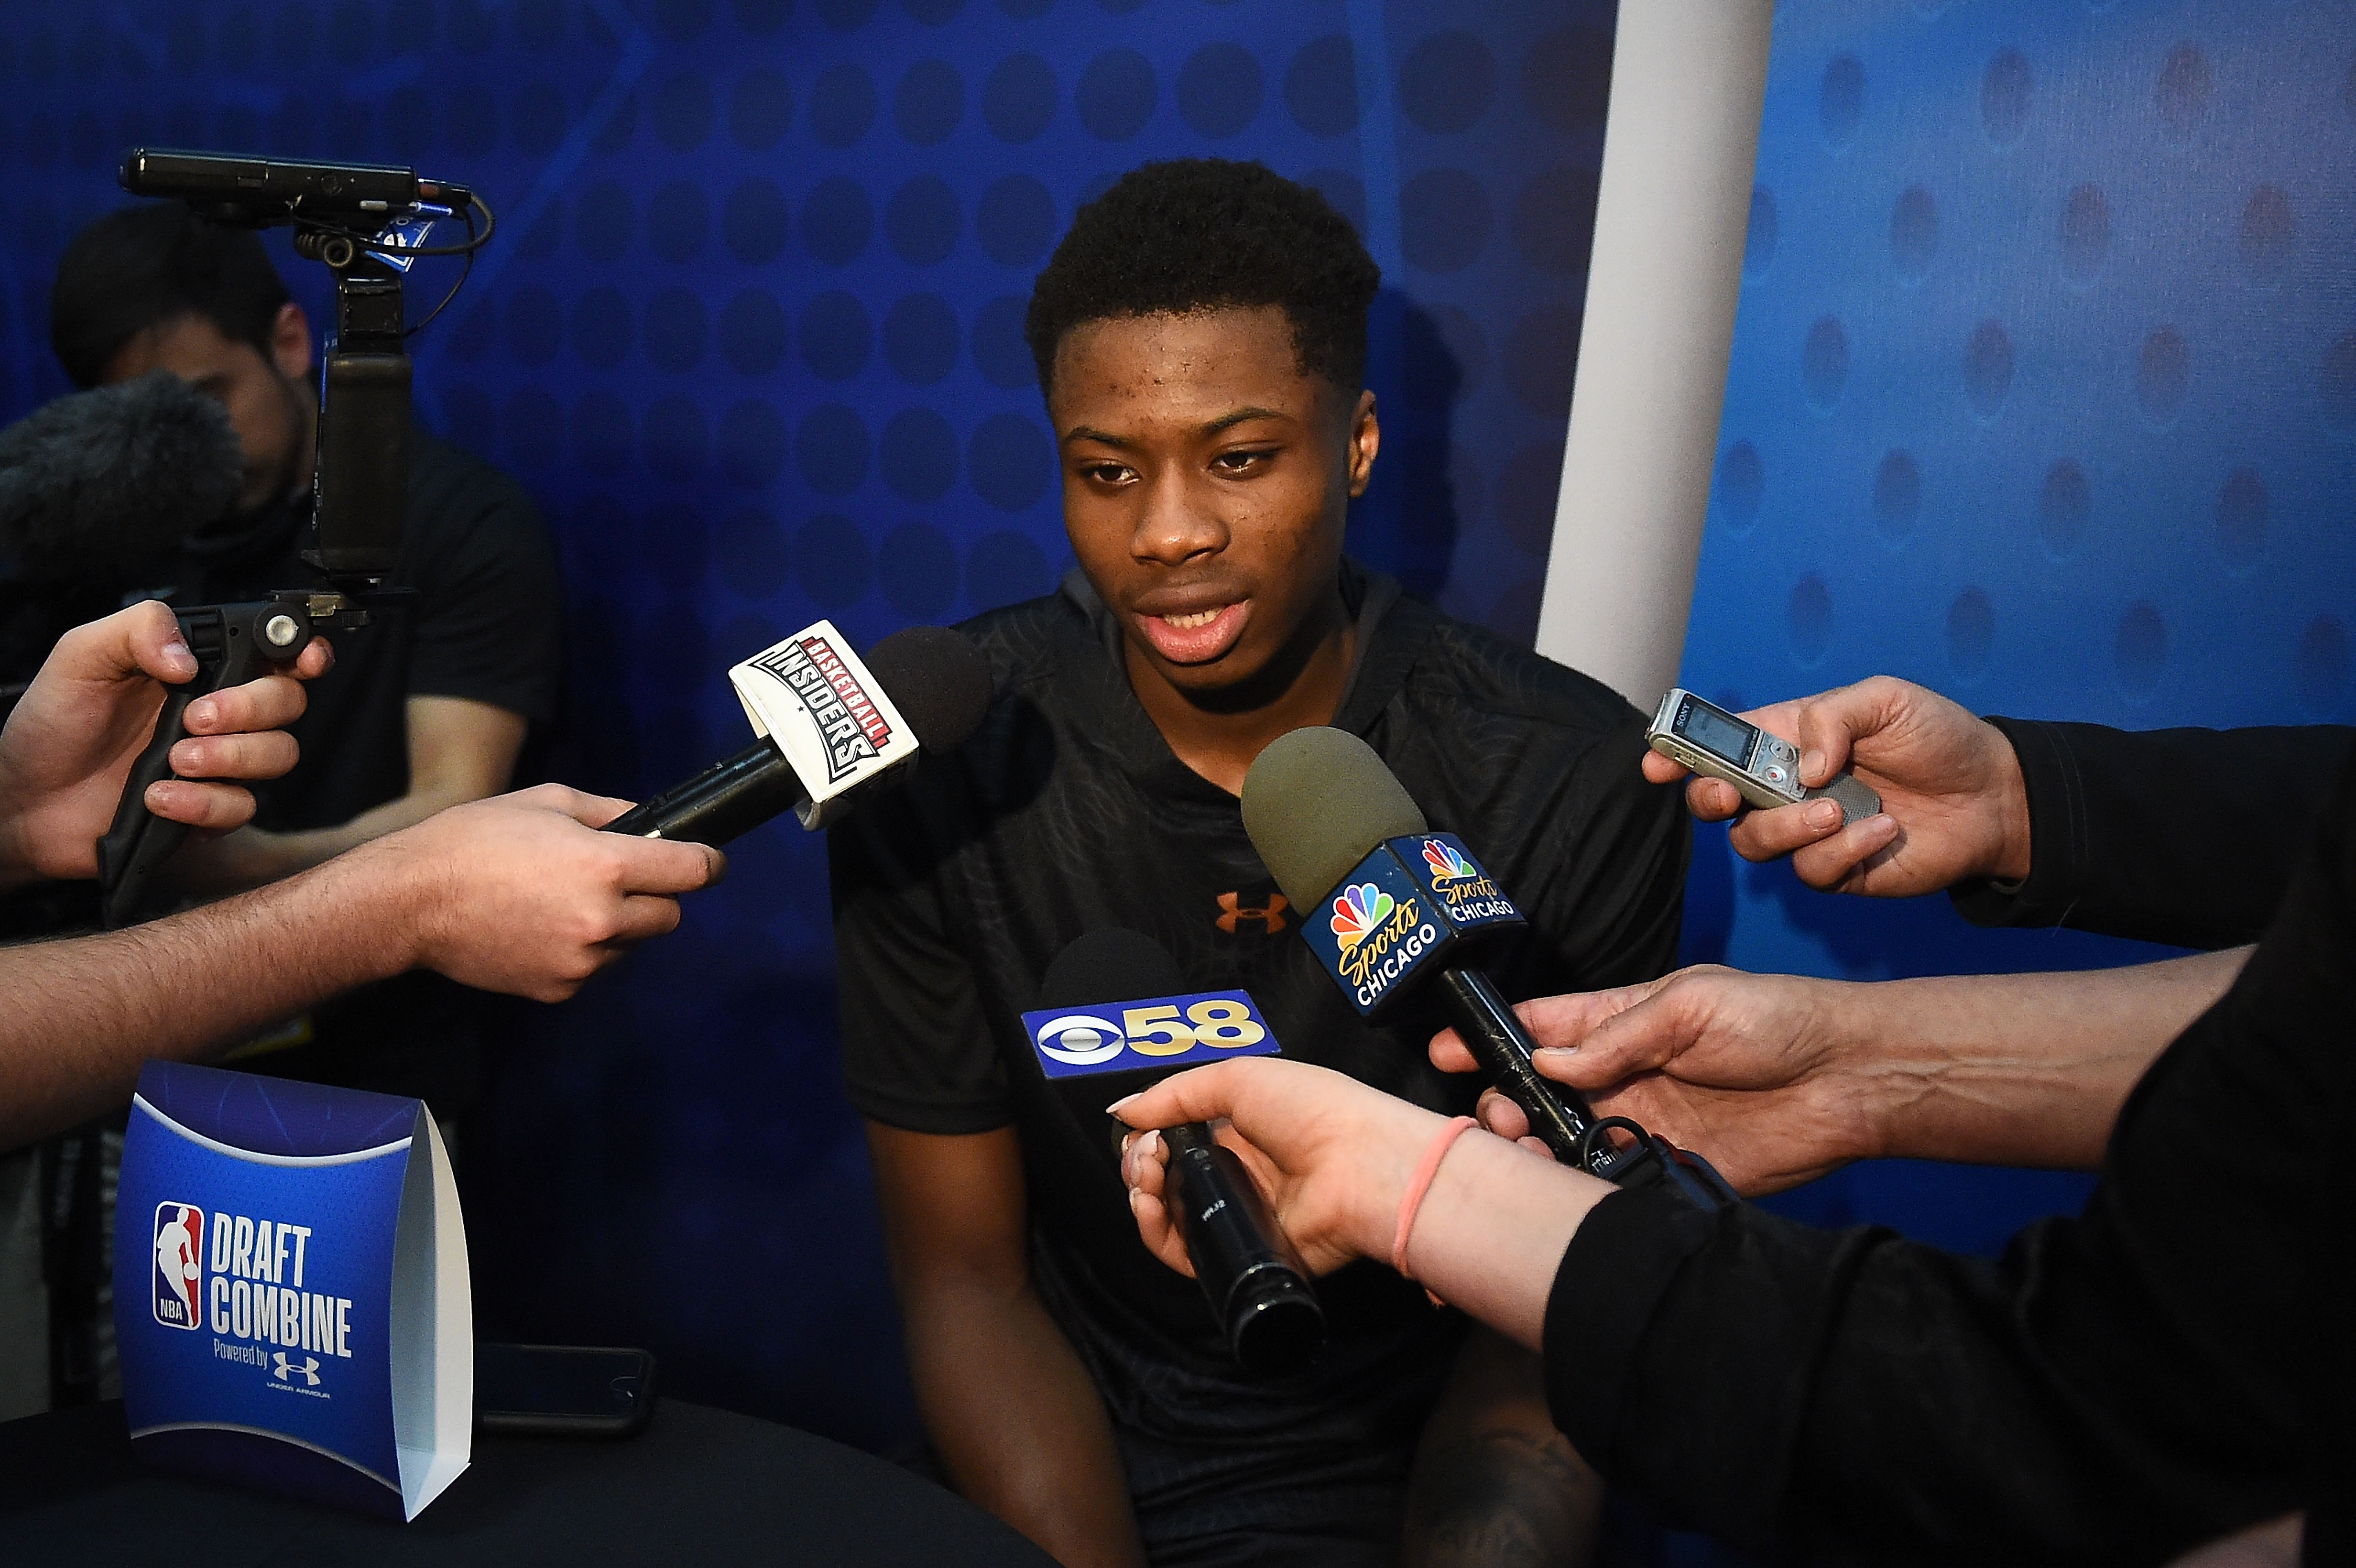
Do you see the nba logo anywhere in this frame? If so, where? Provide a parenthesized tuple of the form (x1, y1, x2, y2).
(151, 1202, 204, 1331)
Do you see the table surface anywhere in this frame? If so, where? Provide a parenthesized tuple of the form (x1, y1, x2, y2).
(0, 1397, 1057, 1567)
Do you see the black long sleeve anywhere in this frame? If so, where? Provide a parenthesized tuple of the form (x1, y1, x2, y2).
(1948, 719, 2353, 949)
(1542, 753, 2356, 1565)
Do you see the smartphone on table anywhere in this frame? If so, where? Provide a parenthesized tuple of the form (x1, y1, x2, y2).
(475, 1342, 656, 1438)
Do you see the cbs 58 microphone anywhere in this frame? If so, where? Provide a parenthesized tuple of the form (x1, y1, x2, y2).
(1242, 727, 1736, 1209)
(603, 621, 990, 844)
(1024, 929, 1325, 1374)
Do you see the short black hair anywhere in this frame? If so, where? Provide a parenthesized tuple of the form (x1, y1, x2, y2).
(1025, 159, 1381, 399)
(50, 204, 291, 389)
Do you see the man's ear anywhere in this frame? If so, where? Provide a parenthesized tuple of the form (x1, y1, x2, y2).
(268, 302, 313, 381)
(1345, 389, 1379, 500)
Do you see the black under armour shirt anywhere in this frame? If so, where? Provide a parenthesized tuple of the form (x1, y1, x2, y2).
(829, 561, 1688, 1548)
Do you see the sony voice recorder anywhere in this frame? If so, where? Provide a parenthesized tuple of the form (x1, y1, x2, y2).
(1647, 688, 1882, 827)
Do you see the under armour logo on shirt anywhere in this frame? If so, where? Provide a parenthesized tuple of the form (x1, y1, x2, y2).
(1215, 892, 1289, 935)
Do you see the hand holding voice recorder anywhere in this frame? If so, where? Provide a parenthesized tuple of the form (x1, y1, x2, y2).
(1647, 689, 1882, 827)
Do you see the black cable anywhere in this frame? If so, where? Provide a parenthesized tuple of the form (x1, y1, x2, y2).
(298, 190, 499, 259)
(402, 201, 477, 338)
(1578, 1116, 1649, 1175)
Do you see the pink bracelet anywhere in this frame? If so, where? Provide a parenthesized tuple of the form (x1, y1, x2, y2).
(1392, 1116, 1479, 1288)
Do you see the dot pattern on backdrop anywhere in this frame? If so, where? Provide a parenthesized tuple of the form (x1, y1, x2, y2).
(0, 0, 1617, 1454)
(1685, 0, 2356, 1280)
(1702, 1, 2356, 736)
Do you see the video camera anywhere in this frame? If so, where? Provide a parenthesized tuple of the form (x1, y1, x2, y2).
(96, 150, 496, 927)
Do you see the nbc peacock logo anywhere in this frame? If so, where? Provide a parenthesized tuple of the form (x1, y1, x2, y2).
(1329, 882, 1396, 950)
(1422, 839, 1477, 882)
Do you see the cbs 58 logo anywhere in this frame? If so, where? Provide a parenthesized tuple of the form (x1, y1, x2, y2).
(1033, 995, 1268, 1067)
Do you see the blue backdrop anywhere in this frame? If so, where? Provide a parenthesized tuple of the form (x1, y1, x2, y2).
(1688, 0, 2356, 1264)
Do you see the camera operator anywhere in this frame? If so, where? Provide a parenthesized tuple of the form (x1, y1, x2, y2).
(0, 602, 719, 1154)
(45, 201, 564, 1116)
(14, 201, 566, 1411)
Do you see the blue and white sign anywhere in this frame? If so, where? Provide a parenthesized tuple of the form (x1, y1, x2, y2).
(114, 1063, 472, 1522)
(1298, 835, 1528, 1018)
(1394, 833, 1526, 937)
(1021, 989, 1282, 1080)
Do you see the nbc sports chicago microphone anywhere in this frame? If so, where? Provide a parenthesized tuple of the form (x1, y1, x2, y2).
(604, 621, 990, 845)
(1242, 727, 1736, 1209)
(1022, 929, 1324, 1373)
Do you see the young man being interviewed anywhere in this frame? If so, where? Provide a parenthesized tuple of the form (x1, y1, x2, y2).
(829, 160, 1687, 1568)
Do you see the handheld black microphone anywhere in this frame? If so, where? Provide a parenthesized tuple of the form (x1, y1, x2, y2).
(0, 371, 243, 587)
(603, 623, 990, 845)
(1, 371, 246, 712)
(1029, 929, 1325, 1374)
(1242, 728, 1736, 1208)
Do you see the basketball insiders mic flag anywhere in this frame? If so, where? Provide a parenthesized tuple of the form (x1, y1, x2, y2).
(600, 621, 990, 845)
(115, 1062, 470, 1522)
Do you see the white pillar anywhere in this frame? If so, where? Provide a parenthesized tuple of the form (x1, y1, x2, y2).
(1534, 0, 1775, 710)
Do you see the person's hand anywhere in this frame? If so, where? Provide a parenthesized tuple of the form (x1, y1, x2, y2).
(1113, 1057, 1451, 1279)
(354, 784, 724, 1002)
(1642, 676, 2030, 897)
(1430, 966, 1875, 1196)
(0, 601, 331, 889)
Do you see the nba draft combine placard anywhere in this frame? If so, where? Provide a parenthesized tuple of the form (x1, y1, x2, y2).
(114, 1062, 472, 1521)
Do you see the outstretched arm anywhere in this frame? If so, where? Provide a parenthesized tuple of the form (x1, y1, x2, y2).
(1431, 950, 2248, 1195)
(0, 785, 720, 1150)
(1423, 946, 2233, 1191)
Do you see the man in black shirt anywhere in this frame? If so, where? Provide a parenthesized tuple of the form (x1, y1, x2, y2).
(829, 161, 1688, 1567)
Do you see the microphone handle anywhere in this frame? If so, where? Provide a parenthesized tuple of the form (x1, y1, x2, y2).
(1433, 967, 1599, 1167)
(601, 739, 805, 846)
(1161, 1123, 1324, 1373)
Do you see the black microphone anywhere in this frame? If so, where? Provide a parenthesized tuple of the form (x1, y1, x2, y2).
(0, 371, 243, 590)
(0, 374, 247, 889)
(1242, 727, 1736, 1207)
(603, 623, 991, 845)
(120, 148, 476, 235)
(1030, 929, 1325, 1373)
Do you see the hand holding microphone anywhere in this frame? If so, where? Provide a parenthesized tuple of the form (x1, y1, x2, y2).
(1113, 1056, 1608, 1354)
(1430, 968, 1865, 1198)
(1027, 929, 1324, 1373)
(1117, 1056, 1463, 1279)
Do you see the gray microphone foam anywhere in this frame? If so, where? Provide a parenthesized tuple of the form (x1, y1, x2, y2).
(0, 371, 241, 579)
(1240, 726, 1427, 915)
